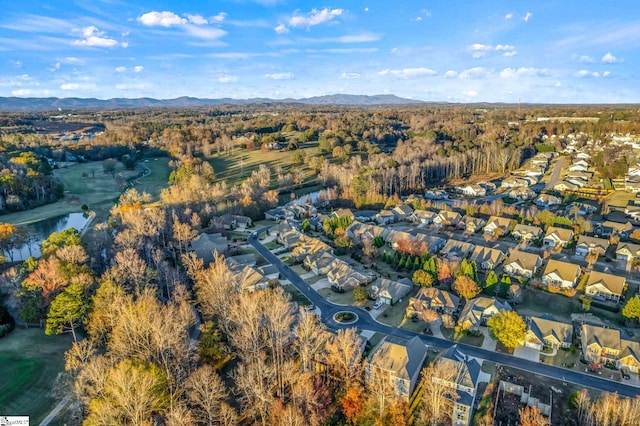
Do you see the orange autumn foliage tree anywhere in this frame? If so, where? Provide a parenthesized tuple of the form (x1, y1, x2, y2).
(341, 384, 365, 425)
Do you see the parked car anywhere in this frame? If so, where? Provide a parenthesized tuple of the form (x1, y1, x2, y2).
(373, 299, 384, 309)
(331, 285, 345, 293)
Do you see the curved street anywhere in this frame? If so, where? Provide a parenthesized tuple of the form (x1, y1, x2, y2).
(249, 227, 640, 398)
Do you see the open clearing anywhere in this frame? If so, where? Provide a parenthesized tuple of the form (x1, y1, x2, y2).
(0, 328, 73, 424)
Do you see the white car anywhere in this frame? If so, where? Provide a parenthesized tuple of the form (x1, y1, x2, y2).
(373, 300, 384, 309)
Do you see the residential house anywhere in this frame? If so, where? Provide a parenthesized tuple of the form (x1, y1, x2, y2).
(433, 210, 462, 227)
(392, 204, 414, 221)
(458, 216, 486, 234)
(412, 232, 447, 254)
(328, 262, 375, 291)
(277, 229, 304, 248)
(366, 336, 427, 399)
(290, 237, 332, 263)
(585, 271, 626, 303)
(457, 297, 512, 331)
(371, 278, 413, 305)
(440, 239, 475, 260)
(616, 242, 640, 265)
(233, 215, 253, 230)
(599, 221, 634, 238)
(501, 177, 529, 188)
(541, 259, 581, 288)
(432, 345, 481, 426)
(411, 209, 437, 225)
(269, 221, 295, 240)
(385, 230, 413, 251)
(566, 202, 597, 217)
(303, 250, 338, 275)
(189, 232, 228, 263)
(534, 194, 562, 209)
(512, 224, 543, 241)
(554, 181, 579, 192)
(483, 216, 514, 237)
(424, 189, 449, 199)
(226, 258, 269, 292)
(406, 287, 461, 319)
(575, 236, 610, 257)
(217, 214, 237, 230)
(354, 210, 378, 222)
(524, 314, 573, 350)
(573, 159, 589, 169)
(228, 253, 256, 267)
(457, 184, 486, 197)
(619, 341, 640, 374)
(503, 249, 542, 278)
(581, 324, 623, 366)
(469, 245, 505, 270)
(543, 226, 575, 248)
(375, 210, 396, 225)
(507, 187, 536, 201)
(332, 208, 354, 220)
(264, 207, 292, 221)
(259, 264, 280, 280)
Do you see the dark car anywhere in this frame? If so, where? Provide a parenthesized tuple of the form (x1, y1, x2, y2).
(331, 285, 345, 293)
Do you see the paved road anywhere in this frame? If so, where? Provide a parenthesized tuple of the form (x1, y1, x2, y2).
(546, 157, 565, 189)
(249, 227, 640, 398)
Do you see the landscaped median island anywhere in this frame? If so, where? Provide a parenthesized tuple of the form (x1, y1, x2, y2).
(333, 311, 358, 324)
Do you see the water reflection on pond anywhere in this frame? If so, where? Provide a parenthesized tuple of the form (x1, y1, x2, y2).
(5, 212, 92, 261)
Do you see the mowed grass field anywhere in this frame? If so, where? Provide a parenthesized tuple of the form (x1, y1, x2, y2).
(1, 157, 170, 226)
(209, 143, 320, 187)
(0, 328, 73, 423)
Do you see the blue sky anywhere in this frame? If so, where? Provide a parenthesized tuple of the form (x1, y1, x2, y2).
(1, 1, 639, 103)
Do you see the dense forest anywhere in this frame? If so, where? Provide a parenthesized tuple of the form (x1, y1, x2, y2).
(2, 103, 640, 425)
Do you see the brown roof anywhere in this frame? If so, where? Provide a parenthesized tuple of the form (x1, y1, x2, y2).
(505, 249, 541, 272)
(542, 259, 580, 282)
(586, 271, 626, 295)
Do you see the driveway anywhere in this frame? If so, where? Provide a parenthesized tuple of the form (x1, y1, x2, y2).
(480, 328, 497, 351)
(514, 346, 541, 362)
(311, 278, 331, 290)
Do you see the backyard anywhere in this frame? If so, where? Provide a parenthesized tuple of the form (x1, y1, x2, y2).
(0, 327, 73, 424)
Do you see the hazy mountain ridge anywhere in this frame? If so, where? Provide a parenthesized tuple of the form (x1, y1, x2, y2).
(0, 94, 424, 111)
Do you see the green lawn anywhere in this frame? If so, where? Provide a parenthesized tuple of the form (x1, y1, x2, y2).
(133, 157, 171, 201)
(0, 328, 73, 424)
(208, 144, 320, 188)
(282, 283, 312, 306)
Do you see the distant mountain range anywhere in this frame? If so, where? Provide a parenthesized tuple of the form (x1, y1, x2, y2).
(0, 94, 425, 111)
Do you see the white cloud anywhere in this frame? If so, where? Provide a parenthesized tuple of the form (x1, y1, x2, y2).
(499, 67, 551, 78)
(183, 25, 227, 40)
(73, 26, 123, 48)
(288, 8, 343, 29)
(364, 7, 369, 12)
(601, 52, 621, 64)
(444, 70, 458, 78)
(211, 12, 227, 23)
(62, 57, 83, 64)
(217, 75, 238, 83)
(575, 70, 600, 78)
(578, 55, 594, 63)
(603, 71, 611, 77)
(462, 90, 478, 98)
(186, 14, 208, 25)
(138, 11, 186, 27)
(60, 82, 96, 91)
(413, 16, 423, 22)
(377, 67, 436, 78)
(47, 62, 61, 72)
(134, 65, 144, 72)
(468, 43, 516, 58)
(274, 23, 289, 34)
(523, 12, 533, 22)
(115, 66, 126, 72)
(265, 72, 294, 80)
(459, 67, 491, 79)
(115, 83, 149, 90)
(505, 13, 513, 20)
(339, 72, 360, 79)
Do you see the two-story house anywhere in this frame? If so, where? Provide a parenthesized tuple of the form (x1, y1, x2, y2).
(585, 271, 626, 303)
(366, 336, 428, 399)
(524, 314, 573, 350)
(406, 287, 461, 319)
(457, 297, 512, 331)
(512, 224, 543, 241)
(575, 235, 610, 257)
(483, 216, 514, 237)
(469, 245, 505, 270)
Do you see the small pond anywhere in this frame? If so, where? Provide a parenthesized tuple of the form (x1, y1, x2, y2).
(4, 212, 92, 261)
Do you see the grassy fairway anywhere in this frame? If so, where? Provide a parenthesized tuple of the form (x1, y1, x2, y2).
(1, 158, 170, 226)
(208, 143, 320, 188)
(0, 328, 73, 423)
